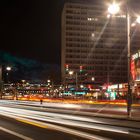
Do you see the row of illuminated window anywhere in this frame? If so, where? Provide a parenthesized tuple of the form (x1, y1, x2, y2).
(86, 66, 127, 71)
(66, 34, 126, 40)
(65, 70, 127, 77)
(65, 16, 126, 23)
(65, 60, 122, 65)
(65, 19, 126, 28)
(66, 20, 126, 26)
(66, 43, 125, 48)
(66, 15, 103, 21)
(65, 38, 126, 44)
(65, 45, 126, 50)
(66, 26, 94, 31)
(66, 37, 126, 42)
(66, 9, 103, 15)
(66, 4, 104, 10)
(66, 55, 126, 61)
(66, 48, 126, 57)
(66, 32, 126, 37)
(65, 26, 126, 32)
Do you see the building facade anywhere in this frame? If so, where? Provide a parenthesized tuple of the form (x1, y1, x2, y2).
(61, 1, 140, 88)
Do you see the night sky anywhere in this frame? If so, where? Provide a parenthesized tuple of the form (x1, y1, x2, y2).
(0, 0, 65, 64)
(0, 0, 139, 82)
(0, 0, 139, 64)
(0, 0, 100, 82)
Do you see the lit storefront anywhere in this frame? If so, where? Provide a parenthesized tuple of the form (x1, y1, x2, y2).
(131, 51, 140, 99)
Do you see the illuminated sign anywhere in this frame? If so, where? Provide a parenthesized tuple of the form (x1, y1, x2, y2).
(131, 51, 140, 81)
(75, 92, 86, 95)
(132, 51, 140, 60)
(63, 91, 72, 95)
(131, 59, 136, 80)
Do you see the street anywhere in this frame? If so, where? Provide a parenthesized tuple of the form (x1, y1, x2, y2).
(0, 100, 140, 140)
(0, 115, 89, 140)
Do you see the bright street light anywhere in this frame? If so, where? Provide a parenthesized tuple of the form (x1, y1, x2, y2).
(108, 3, 120, 15)
(6, 66, 11, 71)
(21, 80, 25, 83)
(108, 1, 132, 117)
(69, 71, 74, 75)
(91, 77, 95, 81)
(68, 70, 78, 90)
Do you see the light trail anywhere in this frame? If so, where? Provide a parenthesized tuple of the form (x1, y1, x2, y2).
(0, 100, 127, 113)
(0, 106, 138, 136)
(0, 109, 107, 140)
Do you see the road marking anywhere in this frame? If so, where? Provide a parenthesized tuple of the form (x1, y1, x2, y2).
(0, 126, 33, 140)
(16, 118, 47, 129)
(15, 117, 108, 140)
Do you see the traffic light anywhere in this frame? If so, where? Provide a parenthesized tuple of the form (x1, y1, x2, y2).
(80, 65, 83, 72)
(65, 64, 69, 71)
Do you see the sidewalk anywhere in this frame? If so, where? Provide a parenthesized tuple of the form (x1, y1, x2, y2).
(2, 99, 140, 121)
(16, 97, 140, 106)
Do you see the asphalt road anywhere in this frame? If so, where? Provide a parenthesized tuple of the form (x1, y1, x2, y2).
(0, 115, 89, 140)
(1, 100, 140, 140)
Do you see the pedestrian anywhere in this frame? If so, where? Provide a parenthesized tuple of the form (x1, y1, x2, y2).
(40, 99, 43, 105)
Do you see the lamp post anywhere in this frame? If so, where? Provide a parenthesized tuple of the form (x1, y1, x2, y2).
(108, 1, 140, 117)
(107, 1, 133, 117)
(6, 66, 12, 83)
(69, 71, 78, 91)
(126, 1, 132, 117)
(0, 66, 12, 99)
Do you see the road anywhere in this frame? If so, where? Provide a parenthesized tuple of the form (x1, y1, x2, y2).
(1, 100, 140, 119)
(0, 115, 89, 140)
(0, 100, 140, 140)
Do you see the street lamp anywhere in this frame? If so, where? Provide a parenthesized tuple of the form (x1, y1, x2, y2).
(69, 71, 74, 75)
(108, 1, 132, 117)
(6, 66, 12, 83)
(68, 71, 78, 90)
(108, 1, 140, 117)
(108, 3, 120, 15)
(6, 66, 11, 71)
(0, 66, 12, 98)
(91, 77, 95, 81)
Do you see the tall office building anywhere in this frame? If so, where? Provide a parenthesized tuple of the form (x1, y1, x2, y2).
(61, 1, 140, 87)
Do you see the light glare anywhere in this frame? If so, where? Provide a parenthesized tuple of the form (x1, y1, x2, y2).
(136, 17, 140, 24)
(69, 71, 74, 75)
(108, 3, 120, 15)
(6, 66, 11, 71)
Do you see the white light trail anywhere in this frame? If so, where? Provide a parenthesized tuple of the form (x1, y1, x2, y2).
(0, 106, 131, 135)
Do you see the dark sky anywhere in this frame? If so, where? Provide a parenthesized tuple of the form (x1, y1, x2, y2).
(0, 0, 139, 65)
(0, 0, 65, 64)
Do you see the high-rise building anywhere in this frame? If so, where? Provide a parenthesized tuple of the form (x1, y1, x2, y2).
(61, 1, 140, 87)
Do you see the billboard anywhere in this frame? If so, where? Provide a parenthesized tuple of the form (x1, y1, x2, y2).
(131, 51, 140, 81)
